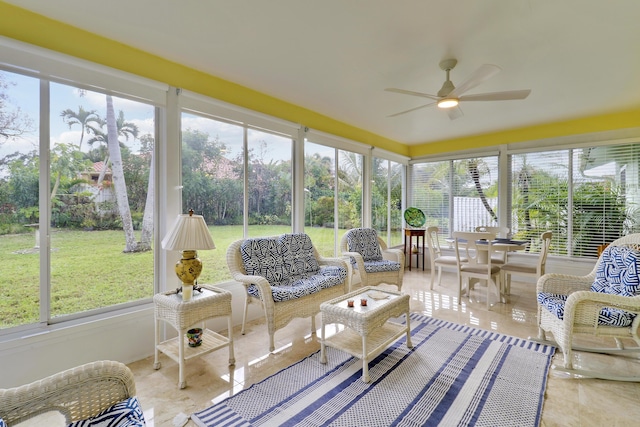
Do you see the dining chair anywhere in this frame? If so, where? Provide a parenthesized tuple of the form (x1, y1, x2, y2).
(475, 226, 509, 263)
(426, 226, 464, 289)
(452, 231, 502, 309)
(500, 231, 552, 300)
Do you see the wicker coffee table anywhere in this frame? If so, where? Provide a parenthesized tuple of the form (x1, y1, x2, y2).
(320, 286, 412, 382)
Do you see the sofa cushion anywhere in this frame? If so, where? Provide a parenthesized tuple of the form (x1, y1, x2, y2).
(240, 237, 288, 283)
(67, 396, 145, 427)
(346, 228, 383, 263)
(247, 265, 346, 302)
(279, 233, 320, 276)
(537, 292, 635, 327)
(591, 245, 640, 297)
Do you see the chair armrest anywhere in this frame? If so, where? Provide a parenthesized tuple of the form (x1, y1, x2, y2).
(536, 272, 594, 295)
(316, 255, 348, 269)
(228, 271, 274, 303)
(0, 360, 135, 425)
(341, 251, 366, 274)
(382, 248, 404, 264)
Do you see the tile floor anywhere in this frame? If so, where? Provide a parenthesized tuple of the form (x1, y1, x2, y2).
(23, 268, 640, 426)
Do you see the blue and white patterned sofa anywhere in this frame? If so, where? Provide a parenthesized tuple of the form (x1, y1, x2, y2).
(227, 233, 349, 352)
(537, 233, 640, 372)
(340, 228, 404, 290)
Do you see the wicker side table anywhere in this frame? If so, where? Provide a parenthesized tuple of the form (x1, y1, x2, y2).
(320, 286, 412, 383)
(153, 285, 235, 389)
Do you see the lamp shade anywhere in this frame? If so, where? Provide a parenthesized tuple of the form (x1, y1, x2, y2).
(161, 210, 215, 251)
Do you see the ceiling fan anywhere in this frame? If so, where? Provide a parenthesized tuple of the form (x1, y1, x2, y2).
(385, 59, 531, 120)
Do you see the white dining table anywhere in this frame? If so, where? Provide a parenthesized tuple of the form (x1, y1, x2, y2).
(446, 237, 529, 303)
(445, 237, 528, 262)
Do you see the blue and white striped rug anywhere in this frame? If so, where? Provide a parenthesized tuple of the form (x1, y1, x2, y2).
(192, 314, 555, 427)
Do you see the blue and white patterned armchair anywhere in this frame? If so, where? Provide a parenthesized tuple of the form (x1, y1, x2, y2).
(227, 233, 349, 352)
(340, 228, 404, 291)
(536, 233, 640, 380)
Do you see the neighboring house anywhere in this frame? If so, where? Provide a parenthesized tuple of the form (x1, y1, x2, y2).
(77, 161, 116, 214)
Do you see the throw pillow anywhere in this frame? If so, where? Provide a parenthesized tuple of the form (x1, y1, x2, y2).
(240, 237, 288, 283)
(279, 233, 320, 276)
(347, 228, 383, 262)
(67, 396, 145, 427)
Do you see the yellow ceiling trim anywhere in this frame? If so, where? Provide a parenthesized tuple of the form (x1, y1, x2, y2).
(409, 108, 640, 157)
(0, 1, 408, 156)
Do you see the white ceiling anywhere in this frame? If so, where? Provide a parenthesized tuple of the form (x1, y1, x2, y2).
(7, 0, 640, 145)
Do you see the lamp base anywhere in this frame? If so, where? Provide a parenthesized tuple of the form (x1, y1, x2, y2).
(174, 250, 204, 302)
(182, 284, 193, 302)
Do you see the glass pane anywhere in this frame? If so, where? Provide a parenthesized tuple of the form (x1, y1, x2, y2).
(510, 151, 568, 255)
(304, 141, 335, 256)
(372, 157, 404, 247)
(412, 160, 451, 235)
(49, 84, 156, 319)
(336, 149, 362, 246)
(181, 113, 243, 283)
(389, 160, 404, 247)
(572, 144, 640, 257)
(0, 71, 40, 329)
(247, 128, 292, 236)
(452, 156, 499, 232)
(372, 158, 389, 238)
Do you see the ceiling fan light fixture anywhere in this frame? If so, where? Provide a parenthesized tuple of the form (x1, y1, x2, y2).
(437, 98, 459, 109)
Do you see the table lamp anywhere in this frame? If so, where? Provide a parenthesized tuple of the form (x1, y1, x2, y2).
(161, 209, 215, 301)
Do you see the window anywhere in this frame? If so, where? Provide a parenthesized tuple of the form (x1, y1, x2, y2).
(0, 71, 40, 329)
(246, 128, 292, 234)
(412, 155, 499, 237)
(510, 143, 640, 257)
(373, 157, 404, 247)
(180, 110, 294, 284)
(0, 69, 158, 331)
(50, 84, 156, 319)
(303, 140, 363, 256)
(412, 142, 640, 259)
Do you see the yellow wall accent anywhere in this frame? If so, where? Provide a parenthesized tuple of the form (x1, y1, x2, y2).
(1, 1, 639, 159)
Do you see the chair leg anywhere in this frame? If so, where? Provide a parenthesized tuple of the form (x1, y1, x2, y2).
(429, 261, 435, 290)
(437, 267, 443, 287)
(241, 295, 250, 335)
(311, 313, 316, 335)
(563, 347, 573, 370)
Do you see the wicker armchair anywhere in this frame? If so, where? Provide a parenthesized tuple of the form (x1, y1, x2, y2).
(0, 360, 137, 425)
(340, 228, 404, 291)
(227, 233, 349, 352)
(536, 233, 640, 381)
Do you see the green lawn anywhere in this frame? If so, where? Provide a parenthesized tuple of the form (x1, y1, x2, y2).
(0, 225, 345, 328)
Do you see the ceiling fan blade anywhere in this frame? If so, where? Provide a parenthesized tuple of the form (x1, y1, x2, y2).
(447, 105, 463, 120)
(387, 101, 436, 117)
(459, 89, 531, 101)
(448, 64, 501, 97)
(385, 88, 440, 101)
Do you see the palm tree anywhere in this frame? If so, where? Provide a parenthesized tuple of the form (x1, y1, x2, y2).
(105, 95, 137, 252)
(60, 106, 101, 151)
(86, 110, 138, 185)
(466, 159, 498, 222)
